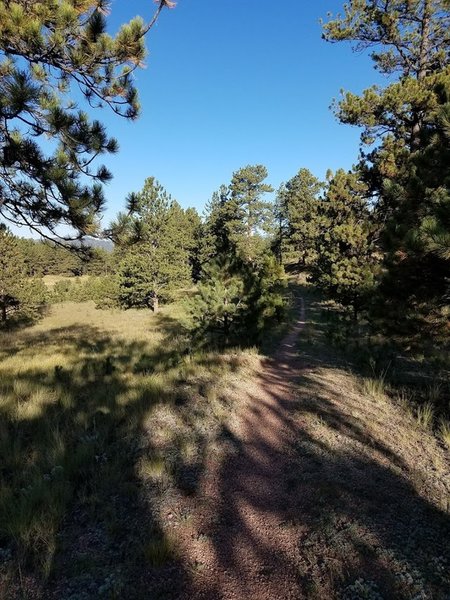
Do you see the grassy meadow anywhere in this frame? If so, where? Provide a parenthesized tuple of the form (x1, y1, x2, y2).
(42, 275, 92, 289)
(0, 300, 258, 598)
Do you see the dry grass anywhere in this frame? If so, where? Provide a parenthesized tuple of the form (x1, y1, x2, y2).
(42, 275, 91, 288)
(143, 533, 178, 567)
(290, 362, 450, 599)
(29, 300, 162, 342)
(416, 401, 435, 429)
(439, 419, 450, 449)
(362, 376, 387, 403)
(290, 281, 450, 599)
(0, 300, 256, 599)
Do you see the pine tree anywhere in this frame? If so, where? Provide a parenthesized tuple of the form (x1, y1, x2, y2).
(198, 185, 235, 265)
(187, 256, 248, 347)
(323, 0, 450, 334)
(229, 165, 274, 237)
(378, 84, 450, 335)
(323, 1, 450, 151)
(272, 186, 290, 265)
(228, 165, 274, 261)
(310, 170, 376, 316)
(0, 1, 173, 240)
(117, 251, 158, 311)
(188, 251, 286, 347)
(248, 254, 287, 334)
(0, 228, 24, 321)
(200, 166, 274, 267)
(170, 204, 202, 281)
(277, 168, 324, 267)
(112, 177, 192, 310)
(0, 228, 46, 323)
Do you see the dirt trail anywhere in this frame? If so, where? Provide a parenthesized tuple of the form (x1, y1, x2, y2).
(180, 299, 308, 599)
(175, 294, 450, 600)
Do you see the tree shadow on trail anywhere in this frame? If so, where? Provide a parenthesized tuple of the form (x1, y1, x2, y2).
(2, 294, 449, 600)
(178, 295, 450, 599)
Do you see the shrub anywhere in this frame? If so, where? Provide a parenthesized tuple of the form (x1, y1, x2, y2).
(187, 253, 286, 348)
(50, 277, 119, 308)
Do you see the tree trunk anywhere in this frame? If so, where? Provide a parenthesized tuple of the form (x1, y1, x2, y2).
(223, 311, 230, 346)
(411, 0, 432, 149)
(152, 294, 159, 313)
(277, 217, 283, 265)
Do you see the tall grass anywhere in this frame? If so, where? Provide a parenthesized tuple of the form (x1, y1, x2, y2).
(362, 361, 391, 403)
(0, 301, 255, 594)
(416, 402, 435, 429)
(438, 420, 450, 448)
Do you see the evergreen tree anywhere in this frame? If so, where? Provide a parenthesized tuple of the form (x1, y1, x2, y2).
(0, 228, 24, 321)
(198, 185, 235, 265)
(117, 251, 154, 310)
(277, 168, 324, 267)
(110, 177, 173, 247)
(84, 248, 113, 277)
(19, 241, 83, 276)
(272, 185, 290, 265)
(0, 1, 173, 239)
(229, 165, 274, 236)
(378, 84, 450, 335)
(112, 177, 192, 310)
(188, 252, 286, 347)
(16, 238, 46, 276)
(323, 1, 450, 150)
(171, 204, 202, 281)
(310, 170, 376, 316)
(249, 254, 287, 333)
(323, 0, 450, 333)
(188, 256, 248, 347)
(0, 228, 46, 323)
(415, 89, 450, 264)
(200, 166, 274, 268)
(228, 165, 274, 260)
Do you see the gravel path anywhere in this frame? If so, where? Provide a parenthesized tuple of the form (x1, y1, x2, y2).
(180, 299, 307, 599)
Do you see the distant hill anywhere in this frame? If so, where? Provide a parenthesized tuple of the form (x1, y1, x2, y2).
(72, 236, 114, 252)
(19, 234, 114, 251)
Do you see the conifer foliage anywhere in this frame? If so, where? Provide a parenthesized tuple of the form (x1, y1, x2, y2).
(310, 170, 376, 316)
(188, 256, 249, 347)
(276, 168, 324, 267)
(188, 253, 286, 348)
(111, 177, 196, 311)
(188, 165, 286, 347)
(0, 0, 172, 239)
(0, 227, 46, 323)
(199, 165, 274, 268)
(323, 0, 450, 335)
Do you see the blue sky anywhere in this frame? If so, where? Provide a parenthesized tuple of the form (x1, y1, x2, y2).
(94, 0, 386, 226)
(18, 1, 388, 236)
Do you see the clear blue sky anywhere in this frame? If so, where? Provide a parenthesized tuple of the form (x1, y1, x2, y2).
(91, 2, 384, 226)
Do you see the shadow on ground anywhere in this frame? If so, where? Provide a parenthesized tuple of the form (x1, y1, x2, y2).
(1, 290, 449, 600)
(0, 313, 242, 599)
(175, 284, 450, 600)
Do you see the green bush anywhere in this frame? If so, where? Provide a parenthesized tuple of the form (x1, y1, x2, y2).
(187, 253, 286, 348)
(50, 277, 119, 308)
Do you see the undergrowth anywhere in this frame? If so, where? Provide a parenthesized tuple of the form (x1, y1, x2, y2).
(296, 277, 450, 446)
